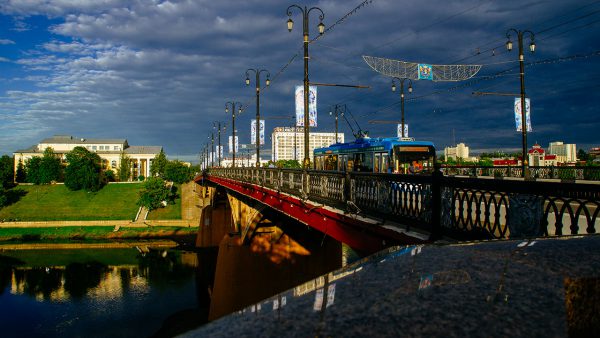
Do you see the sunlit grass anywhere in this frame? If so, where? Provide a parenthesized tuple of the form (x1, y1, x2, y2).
(0, 183, 143, 221)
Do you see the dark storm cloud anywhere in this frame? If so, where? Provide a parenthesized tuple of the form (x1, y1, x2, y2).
(0, 0, 599, 157)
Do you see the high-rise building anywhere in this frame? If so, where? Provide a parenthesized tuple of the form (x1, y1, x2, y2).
(547, 141, 576, 164)
(271, 127, 344, 162)
(444, 143, 472, 161)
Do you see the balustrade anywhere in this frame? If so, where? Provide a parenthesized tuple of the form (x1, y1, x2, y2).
(205, 167, 599, 241)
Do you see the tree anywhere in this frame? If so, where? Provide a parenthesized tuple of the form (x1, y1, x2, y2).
(577, 149, 589, 162)
(64, 146, 104, 192)
(15, 160, 26, 183)
(117, 153, 132, 182)
(164, 160, 192, 184)
(150, 149, 168, 178)
(137, 177, 173, 211)
(39, 147, 62, 183)
(0, 155, 14, 189)
(25, 156, 43, 184)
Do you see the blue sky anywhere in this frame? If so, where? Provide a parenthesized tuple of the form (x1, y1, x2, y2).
(1, 0, 599, 162)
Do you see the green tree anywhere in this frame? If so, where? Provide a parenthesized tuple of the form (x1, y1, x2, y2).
(25, 156, 43, 184)
(577, 149, 589, 162)
(39, 147, 62, 183)
(15, 160, 27, 183)
(117, 153, 132, 182)
(137, 177, 172, 211)
(104, 169, 115, 182)
(64, 146, 104, 191)
(150, 149, 168, 178)
(0, 155, 14, 189)
(164, 160, 192, 184)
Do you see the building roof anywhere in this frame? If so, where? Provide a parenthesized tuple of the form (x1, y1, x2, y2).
(40, 135, 127, 144)
(124, 146, 162, 155)
(13, 145, 39, 153)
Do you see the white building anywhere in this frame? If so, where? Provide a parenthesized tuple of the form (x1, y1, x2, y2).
(13, 135, 162, 180)
(444, 143, 477, 162)
(547, 141, 576, 164)
(271, 127, 344, 162)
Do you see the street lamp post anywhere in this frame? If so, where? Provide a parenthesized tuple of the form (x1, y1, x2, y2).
(506, 28, 535, 178)
(245, 68, 271, 167)
(329, 104, 345, 143)
(287, 4, 325, 169)
(213, 122, 226, 167)
(225, 102, 243, 168)
(391, 77, 413, 138)
(210, 132, 215, 167)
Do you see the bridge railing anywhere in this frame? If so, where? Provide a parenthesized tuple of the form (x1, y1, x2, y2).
(206, 168, 599, 241)
(442, 165, 600, 181)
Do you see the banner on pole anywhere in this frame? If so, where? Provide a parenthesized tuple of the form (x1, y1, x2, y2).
(295, 85, 317, 127)
(251, 120, 265, 145)
(514, 98, 532, 132)
(397, 124, 409, 138)
(228, 136, 239, 153)
(418, 64, 433, 80)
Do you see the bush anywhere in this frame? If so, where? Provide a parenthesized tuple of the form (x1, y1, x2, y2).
(104, 170, 115, 182)
(138, 175, 145, 181)
(137, 177, 173, 211)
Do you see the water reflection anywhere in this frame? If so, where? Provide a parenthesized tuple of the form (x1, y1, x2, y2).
(0, 248, 204, 338)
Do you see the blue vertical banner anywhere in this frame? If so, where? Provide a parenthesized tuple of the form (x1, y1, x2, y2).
(251, 119, 265, 145)
(228, 136, 238, 153)
(514, 98, 532, 132)
(397, 124, 409, 138)
(295, 85, 317, 127)
(418, 64, 433, 80)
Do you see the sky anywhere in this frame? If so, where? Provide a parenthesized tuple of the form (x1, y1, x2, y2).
(1, 0, 599, 162)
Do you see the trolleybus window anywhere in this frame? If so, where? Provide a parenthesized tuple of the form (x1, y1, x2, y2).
(393, 145, 435, 174)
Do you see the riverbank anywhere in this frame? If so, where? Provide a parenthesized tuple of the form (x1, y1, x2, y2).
(0, 226, 198, 246)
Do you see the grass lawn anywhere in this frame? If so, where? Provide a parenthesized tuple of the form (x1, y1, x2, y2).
(0, 183, 143, 221)
(0, 226, 198, 243)
(0, 248, 141, 267)
(147, 184, 182, 220)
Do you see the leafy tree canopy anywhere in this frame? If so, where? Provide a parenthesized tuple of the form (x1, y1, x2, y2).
(150, 149, 168, 178)
(118, 153, 132, 182)
(164, 160, 192, 184)
(137, 177, 173, 211)
(64, 146, 104, 192)
(0, 155, 14, 189)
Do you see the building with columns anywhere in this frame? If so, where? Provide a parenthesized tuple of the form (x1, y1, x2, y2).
(13, 135, 162, 180)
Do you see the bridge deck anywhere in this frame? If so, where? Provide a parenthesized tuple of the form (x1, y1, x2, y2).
(183, 234, 600, 337)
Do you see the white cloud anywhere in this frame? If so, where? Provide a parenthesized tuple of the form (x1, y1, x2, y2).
(0, 38, 15, 44)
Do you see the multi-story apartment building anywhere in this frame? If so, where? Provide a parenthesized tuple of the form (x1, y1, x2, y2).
(547, 141, 577, 164)
(13, 135, 162, 180)
(271, 127, 344, 162)
(444, 143, 477, 162)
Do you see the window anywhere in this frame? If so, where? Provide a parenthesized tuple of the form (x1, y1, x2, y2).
(114, 146, 119, 151)
(111, 160, 117, 168)
(92, 146, 97, 150)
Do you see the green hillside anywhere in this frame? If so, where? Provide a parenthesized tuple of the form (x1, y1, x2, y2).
(0, 183, 143, 221)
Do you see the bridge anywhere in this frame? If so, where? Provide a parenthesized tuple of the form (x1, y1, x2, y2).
(196, 167, 599, 255)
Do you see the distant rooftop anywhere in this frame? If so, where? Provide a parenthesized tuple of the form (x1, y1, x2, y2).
(125, 146, 162, 155)
(40, 135, 127, 145)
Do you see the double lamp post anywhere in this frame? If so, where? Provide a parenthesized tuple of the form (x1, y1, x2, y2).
(506, 28, 535, 177)
(286, 4, 325, 169)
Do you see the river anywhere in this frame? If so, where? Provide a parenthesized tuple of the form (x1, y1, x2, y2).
(0, 242, 355, 337)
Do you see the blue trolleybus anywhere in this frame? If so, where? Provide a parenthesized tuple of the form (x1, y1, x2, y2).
(313, 137, 436, 174)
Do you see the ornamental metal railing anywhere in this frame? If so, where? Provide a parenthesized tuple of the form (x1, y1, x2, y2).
(206, 168, 599, 241)
(441, 165, 600, 181)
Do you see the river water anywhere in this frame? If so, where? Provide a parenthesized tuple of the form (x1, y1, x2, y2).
(0, 242, 353, 337)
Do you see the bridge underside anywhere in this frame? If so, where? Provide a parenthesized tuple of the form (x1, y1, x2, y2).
(199, 176, 428, 254)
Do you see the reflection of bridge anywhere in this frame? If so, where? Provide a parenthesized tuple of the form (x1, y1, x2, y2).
(197, 168, 599, 255)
